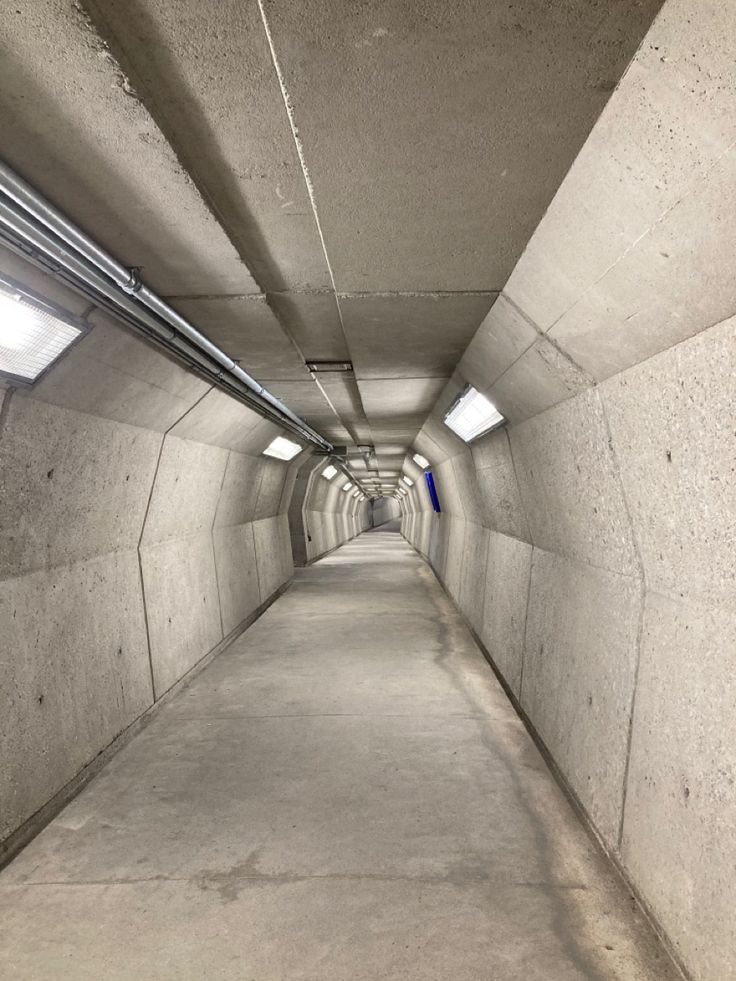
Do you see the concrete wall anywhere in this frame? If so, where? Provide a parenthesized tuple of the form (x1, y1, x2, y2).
(401, 315, 735, 981)
(400, 4, 736, 977)
(0, 248, 302, 855)
(288, 460, 370, 566)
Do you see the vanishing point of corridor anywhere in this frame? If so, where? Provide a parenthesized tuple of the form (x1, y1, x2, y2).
(0, 525, 677, 980)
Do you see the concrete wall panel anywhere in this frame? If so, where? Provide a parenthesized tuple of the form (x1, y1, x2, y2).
(521, 549, 642, 847)
(621, 592, 736, 981)
(457, 523, 489, 636)
(253, 459, 289, 520)
(140, 535, 222, 697)
(601, 313, 736, 607)
(254, 515, 293, 600)
(0, 395, 161, 578)
(32, 314, 211, 431)
(510, 390, 639, 575)
(212, 525, 261, 636)
(0, 550, 152, 839)
(479, 532, 532, 698)
(470, 429, 530, 541)
(140, 436, 228, 547)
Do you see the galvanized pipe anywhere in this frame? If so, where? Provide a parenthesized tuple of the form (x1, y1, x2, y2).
(0, 159, 332, 451)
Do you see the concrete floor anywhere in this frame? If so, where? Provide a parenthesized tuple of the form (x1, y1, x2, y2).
(0, 526, 678, 980)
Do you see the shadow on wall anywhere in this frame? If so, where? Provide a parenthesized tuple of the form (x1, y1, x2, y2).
(0, 245, 303, 861)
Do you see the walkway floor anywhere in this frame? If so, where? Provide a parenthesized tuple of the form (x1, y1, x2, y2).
(0, 526, 678, 980)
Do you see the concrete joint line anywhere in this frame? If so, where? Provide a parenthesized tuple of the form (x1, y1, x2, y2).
(504, 424, 534, 708)
(544, 135, 736, 341)
(596, 387, 647, 853)
(135, 386, 214, 700)
(210, 449, 233, 642)
(0, 385, 15, 438)
(257, 0, 373, 439)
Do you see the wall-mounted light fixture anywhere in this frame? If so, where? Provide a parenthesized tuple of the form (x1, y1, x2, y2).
(412, 452, 429, 469)
(0, 277, 86, 385)
(401, 475, 413, 487)
(262, 435, 302, 460)
(342, 481, 353, 492)
(444, 385, 505, 442)
(321, 464, 338, 479)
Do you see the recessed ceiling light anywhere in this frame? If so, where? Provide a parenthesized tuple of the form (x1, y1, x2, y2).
(306, 360, 354, 372)
(0, 280, 85, 384)
(412, 452, 429, 469)
(321, 464, 338, 479)
(342, 481, 353, 492)
(262, 435, 302, 461)
(444, 385, 505, 442)
(401, 475, 413, 486)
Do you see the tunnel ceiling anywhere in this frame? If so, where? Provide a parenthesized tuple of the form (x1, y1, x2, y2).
(1, 0, 662, 475)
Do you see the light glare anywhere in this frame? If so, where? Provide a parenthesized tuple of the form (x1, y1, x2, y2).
(262, 435, 302, 461)
(0, 288, 82, 383)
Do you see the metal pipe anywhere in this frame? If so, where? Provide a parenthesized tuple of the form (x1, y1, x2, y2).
(0, 160, 332, 452)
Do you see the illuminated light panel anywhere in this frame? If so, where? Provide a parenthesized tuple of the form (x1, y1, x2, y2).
(0, 285, 83, 383)
(262, 435, 302, 460)
(444, 385, 505, 442)
(401, 475, 413, 486)
(342, 481, 353, 492)
(412, 452, 429, 469)
(321, 464, 338, 479)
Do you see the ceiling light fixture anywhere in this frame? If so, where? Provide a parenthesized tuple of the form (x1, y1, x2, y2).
(321, 464, 338, 479)
(262, 435, 302, 461)
(305, 360, 354, 372)
(412, 452, 429, 469)
(0, 279, 85, 384)
(444, 385, 505, 442)
(401, 475, 413, 486)
(342, 481, 353, 492)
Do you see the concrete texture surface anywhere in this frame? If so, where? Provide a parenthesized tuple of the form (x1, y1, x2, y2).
(621, 592, 736, 981)
(509, 390, 639, 576)
(479, 531, 533, 698)
(0, 530, 679, 981)
(0, 551, 152, 842)
(521, 549, 642, 848)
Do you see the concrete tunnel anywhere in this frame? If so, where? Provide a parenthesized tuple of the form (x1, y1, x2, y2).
(0, 1, 733, 978)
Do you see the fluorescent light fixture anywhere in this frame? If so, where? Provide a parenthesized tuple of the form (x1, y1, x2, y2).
(321, 464, 338, 480)
(444, 385, 505, 442)
(401, 475, 413, 486)
(262, 435, 302, 461)
(412, 452, 429, 469)
(398, 486, 408, 496)
(352, 489, 360, 498)
(0, 281, 84, 384)
(306, 360, 353, 372)
(342, 481, 353, 492)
